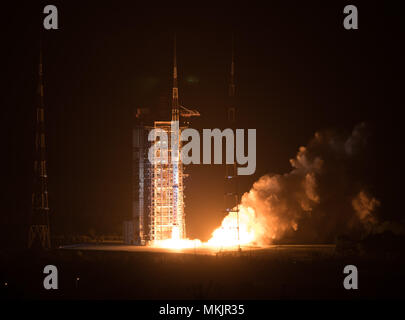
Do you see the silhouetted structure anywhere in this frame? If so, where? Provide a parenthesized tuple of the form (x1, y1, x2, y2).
(28, 46, 51, 249)
(126, 36, 199, 244)
(224, 35, 241, 250)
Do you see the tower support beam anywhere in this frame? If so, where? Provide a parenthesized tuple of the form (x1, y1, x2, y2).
(28, 44, 51, 250)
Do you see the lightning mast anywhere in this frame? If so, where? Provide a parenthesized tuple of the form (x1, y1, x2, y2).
(224, 35, 241, 251)
(28, 42, 51, 249)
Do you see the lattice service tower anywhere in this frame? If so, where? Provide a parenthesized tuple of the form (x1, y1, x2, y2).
(28, 46, 51, 249)
(149, 35, 185, 241)
(224, 35, 241, 250)
(128, 36, 200, 245)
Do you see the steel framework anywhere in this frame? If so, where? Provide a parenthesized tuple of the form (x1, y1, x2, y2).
(149, 121, 186, 240)
(224, 35, 240, 250)
(28, 46, 51, 249)
(130, 36, 197, 244)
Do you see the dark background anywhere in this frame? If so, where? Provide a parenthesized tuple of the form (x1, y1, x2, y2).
(1, 1, 402, 247)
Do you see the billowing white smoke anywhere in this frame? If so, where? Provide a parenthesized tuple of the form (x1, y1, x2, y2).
(235, 123, 381, 244)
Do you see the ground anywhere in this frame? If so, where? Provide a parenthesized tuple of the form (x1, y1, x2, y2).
(1, 244, 404, 299)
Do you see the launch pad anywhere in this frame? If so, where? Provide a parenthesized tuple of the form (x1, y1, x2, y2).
(59, 243, 336, 257)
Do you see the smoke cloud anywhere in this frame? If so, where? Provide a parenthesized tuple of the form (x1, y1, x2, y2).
(236, 123, 382, 244)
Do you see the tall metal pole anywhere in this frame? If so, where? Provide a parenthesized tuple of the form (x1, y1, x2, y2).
(28, 38, 51, 249)
(225, 34, 241, 252)
(231, 36, 241, 252)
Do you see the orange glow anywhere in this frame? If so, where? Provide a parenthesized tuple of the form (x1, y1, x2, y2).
(150, 204, 263, 250)
(150, 238, 202, 249)
(207, 207, 258, 247)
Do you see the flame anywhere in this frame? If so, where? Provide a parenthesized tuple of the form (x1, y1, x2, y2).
(150, 238, 202, 249)
(150, 205, 262, 250)
(150, 226, 202, 249)
(207, 207, 257, 247)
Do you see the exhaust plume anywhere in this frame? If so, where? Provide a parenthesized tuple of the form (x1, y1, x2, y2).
(210, 123, 381, 245)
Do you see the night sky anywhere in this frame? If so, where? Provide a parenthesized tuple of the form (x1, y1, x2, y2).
(1, 1, 402, 247)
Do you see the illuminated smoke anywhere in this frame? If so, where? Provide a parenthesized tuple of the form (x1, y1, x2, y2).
(209, 123, 381, 245)
(352, 191, 380, 231)
(153, 123, 383, 249)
